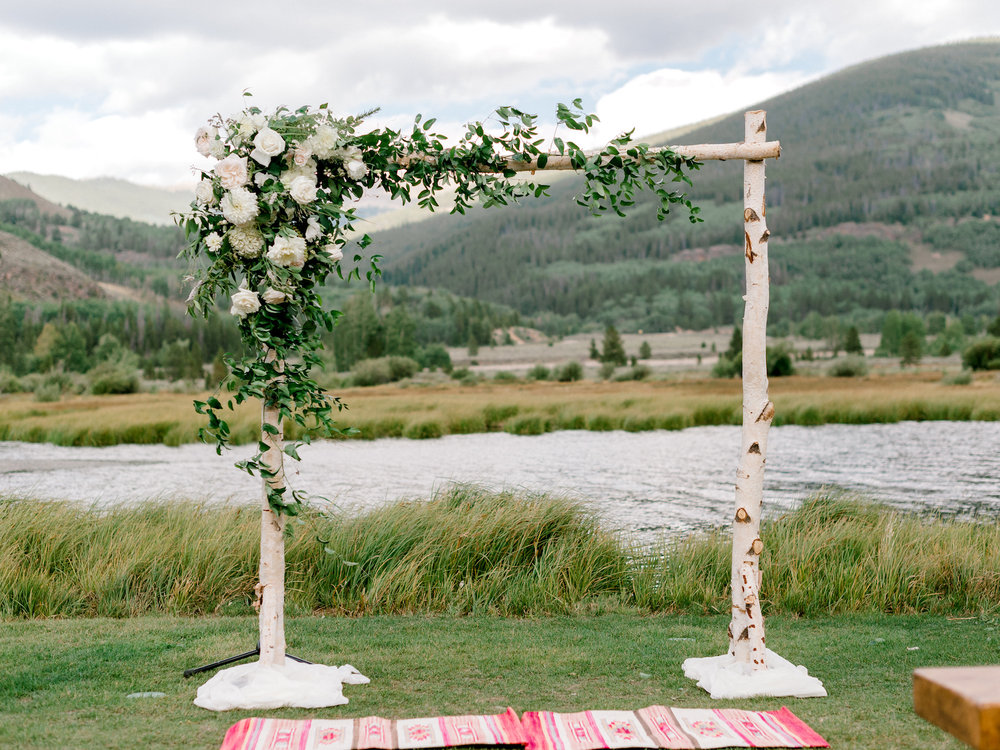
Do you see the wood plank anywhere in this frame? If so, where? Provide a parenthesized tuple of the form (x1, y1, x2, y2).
(914, 666, 1000, 749)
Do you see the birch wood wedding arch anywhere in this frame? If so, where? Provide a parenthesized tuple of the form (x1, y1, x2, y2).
(195, 109, 825, 710)
(254, 110, 822, 696)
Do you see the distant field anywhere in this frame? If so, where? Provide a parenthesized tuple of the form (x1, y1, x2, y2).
(0, 371, 997, 447)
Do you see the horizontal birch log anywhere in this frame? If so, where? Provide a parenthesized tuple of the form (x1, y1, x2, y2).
(398, 141, 781, 172)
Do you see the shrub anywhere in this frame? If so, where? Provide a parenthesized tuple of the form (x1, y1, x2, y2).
(450, 367, 472, 380)
(492, 371, 519, 383)
(962, 337, 1000, 371)
(827, 355, 869, 378)
(88, 363, 140, 395)
(417, 344, 452, 373)
(598, 361, 616, 380)
(942, 371, 972, 385)
(527, 364, 550, 381)
(555, 361, 583, 382)
(350, 356, 419, 386)
(615, 364, 651, 381)
(0, 371, 23, 394)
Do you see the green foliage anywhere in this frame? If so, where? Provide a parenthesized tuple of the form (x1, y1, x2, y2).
(638, 340, 652, 359)
(527, 363, 550, 381)
(555, 360, 583, 382)
(599, 324, 627, 365)
(827, 355, 869, 378)
(841, 326, 864, 355)
(962, 337, 1000, 370)
(878, 311, 926, 356)
(178, 102, 699, 515)
(899, 330, 924, 366)
(349, 356, 420, 387)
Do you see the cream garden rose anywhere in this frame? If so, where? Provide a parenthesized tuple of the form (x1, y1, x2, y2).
(230, 288, 261, 317)
(195, 179, 217, 206)
(214, 154, 249, 190)
(267, 236, 307, 268)
(289, 176, 318, 205)
(262, 288, 287, 304)
(195, 126, 217, 158)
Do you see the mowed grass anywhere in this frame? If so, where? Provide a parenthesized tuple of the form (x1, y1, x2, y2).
(3, 488, 999, 619)
(0, 371, 998, 446)
(0, 612, 993, 749)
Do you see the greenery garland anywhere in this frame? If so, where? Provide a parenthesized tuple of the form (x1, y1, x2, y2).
(178, 97, 701, 516)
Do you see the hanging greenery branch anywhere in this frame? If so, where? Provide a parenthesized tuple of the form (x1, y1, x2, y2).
(177, 97, 701, 516)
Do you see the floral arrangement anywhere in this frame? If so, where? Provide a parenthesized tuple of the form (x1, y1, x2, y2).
(179, 98, 701, 515)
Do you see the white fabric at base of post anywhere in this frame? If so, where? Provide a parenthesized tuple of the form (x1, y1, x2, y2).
(194, 660, 370, 711)
(682, 650, 826, 700)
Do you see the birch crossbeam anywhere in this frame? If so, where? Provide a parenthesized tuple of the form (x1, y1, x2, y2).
(398, 140, 781, 172)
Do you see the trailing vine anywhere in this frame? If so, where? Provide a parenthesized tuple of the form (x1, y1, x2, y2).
(178, 97, 701, 515)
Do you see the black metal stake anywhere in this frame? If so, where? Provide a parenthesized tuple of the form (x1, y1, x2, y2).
(184, 643, 312, 678)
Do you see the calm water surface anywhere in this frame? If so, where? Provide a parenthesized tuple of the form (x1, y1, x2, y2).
(1, 421, 997, 539)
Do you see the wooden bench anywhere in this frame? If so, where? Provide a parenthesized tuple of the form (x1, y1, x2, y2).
(914, 666, 1000, 749)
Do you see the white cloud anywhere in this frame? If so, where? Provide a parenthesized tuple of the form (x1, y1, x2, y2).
(586, 68, 815, 144)
(1, 2, 998, 187)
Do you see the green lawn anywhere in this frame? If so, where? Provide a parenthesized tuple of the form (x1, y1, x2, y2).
(1, 613, 995, 749)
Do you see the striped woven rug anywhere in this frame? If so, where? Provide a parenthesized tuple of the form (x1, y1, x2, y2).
(220, 709, 527, 750)
(522, 707, 827, 750)
(219, 707, 827, 750)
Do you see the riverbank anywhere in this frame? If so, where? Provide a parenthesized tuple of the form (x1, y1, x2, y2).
(0, 612, 987, 749)
(3, 489, 998, 619)
(0, 371, 998, 447)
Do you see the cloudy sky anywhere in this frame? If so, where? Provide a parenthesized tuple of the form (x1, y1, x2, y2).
(1, 1, 997, 188)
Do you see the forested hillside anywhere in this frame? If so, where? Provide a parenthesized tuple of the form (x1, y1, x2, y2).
(374, 40, 1000, 335)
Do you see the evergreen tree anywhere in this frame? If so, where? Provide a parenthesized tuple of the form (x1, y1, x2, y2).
(639, 340, 652, 359)
(726, 326, 742, 360)
(589, 338, 599, 360)
(842, 326, 864, 355)
(899, 331, 923, 366)
(600, 324, 627, 366)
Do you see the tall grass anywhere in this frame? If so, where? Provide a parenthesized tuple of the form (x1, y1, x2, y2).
(2, 489, 998, 620)
(1, 373, 998, 446)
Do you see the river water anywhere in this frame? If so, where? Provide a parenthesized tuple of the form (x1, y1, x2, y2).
(0, 421, 997, 539)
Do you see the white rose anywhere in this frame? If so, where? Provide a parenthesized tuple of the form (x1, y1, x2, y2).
(214, 154, 249, 190)
(325, 244, 343, 262)
(209, 139, 226, 159)
(262, 288, 287, 304)
(195, 179, 216, 206)
(195, 126, 217, 158)
(346, 159, 367, 181)
(289, 175, 317, 204)
(220, 186, 259, 226)
(305, 216, 323, 242)
(292, 146, 312, 167)
(230, 288, 260, 317)
(250, 127, 286, 166)
(204, 232, 223, 253)
(239, 112, 267, 137)
(267, 236, 307, 268)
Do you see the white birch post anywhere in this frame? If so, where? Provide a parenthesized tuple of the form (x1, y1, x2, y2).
(193, 353, 369, 711)
(683, 112, 826, 699)
(258, 375, 287, 666)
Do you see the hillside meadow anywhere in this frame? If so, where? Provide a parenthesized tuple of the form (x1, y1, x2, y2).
(0, 371, 997, 447)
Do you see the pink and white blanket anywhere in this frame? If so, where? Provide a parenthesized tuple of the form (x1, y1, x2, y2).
(219, 707, 827, 750)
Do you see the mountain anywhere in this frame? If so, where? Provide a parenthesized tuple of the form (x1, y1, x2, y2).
(0, 176, 72, 221)
(0, 229, 105, 301)
(371, 40, 1000, 334)
(3, 172, 191, 226)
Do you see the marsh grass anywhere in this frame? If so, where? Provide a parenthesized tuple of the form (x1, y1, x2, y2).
(3, 488, 998, 620)
(1, 373, 997, 447)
